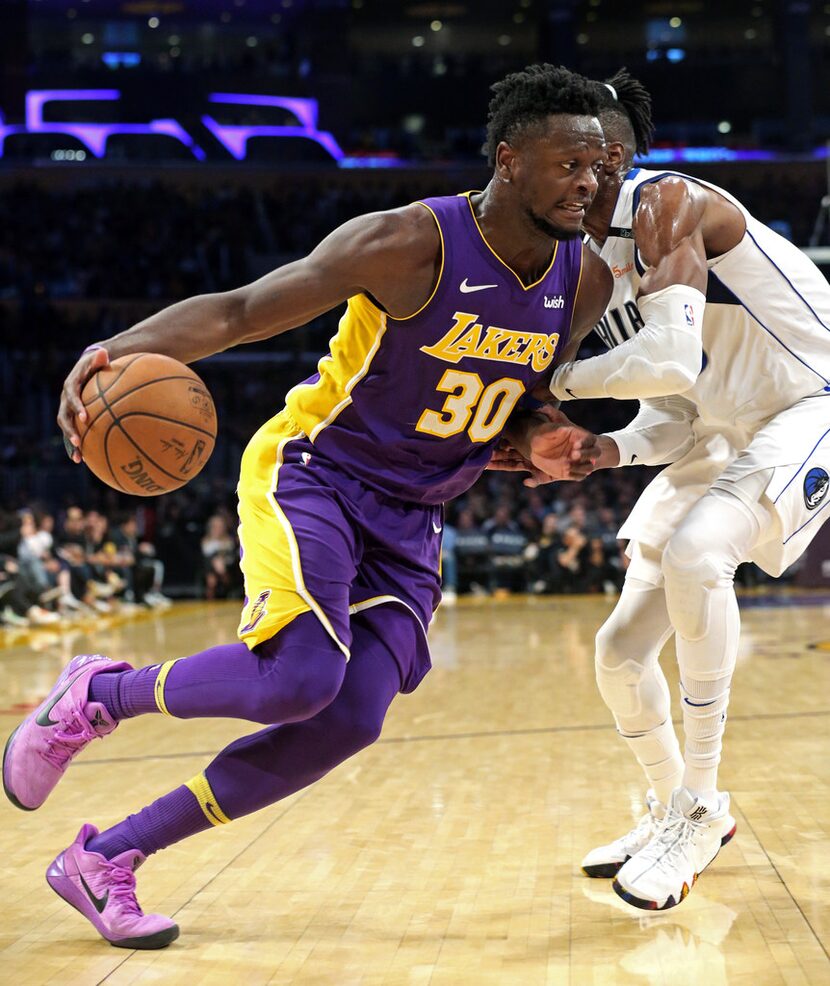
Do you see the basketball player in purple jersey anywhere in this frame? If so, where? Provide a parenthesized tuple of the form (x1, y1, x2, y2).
(5, 65, 613, 948)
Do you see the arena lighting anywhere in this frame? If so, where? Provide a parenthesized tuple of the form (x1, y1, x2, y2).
(638, 146, 830, 163)
(202, 93, 344, 160)
(0, 89, 343, 162)
(0, 89, 207, 160)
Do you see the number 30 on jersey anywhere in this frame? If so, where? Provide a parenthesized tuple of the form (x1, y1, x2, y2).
(415, 369, 525, 443)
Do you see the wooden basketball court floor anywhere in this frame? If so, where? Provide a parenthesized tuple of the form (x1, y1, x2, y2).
(0, 594, 827, 985)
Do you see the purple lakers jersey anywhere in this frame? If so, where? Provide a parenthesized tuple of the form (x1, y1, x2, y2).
(284, 192, 584, 504)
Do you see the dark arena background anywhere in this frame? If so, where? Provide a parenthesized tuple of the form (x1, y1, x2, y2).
(1, 3, 829, 983)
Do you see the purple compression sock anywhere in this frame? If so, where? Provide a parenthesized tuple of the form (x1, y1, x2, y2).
(87, 785, 209, 859)
(88, 612, 414, 859)
(88, 664, 161, 720)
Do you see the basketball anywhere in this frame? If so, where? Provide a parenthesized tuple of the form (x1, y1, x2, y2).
(77, 353, 217, 496)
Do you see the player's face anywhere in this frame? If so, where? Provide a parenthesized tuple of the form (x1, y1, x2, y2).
(509, 115, 606, 238)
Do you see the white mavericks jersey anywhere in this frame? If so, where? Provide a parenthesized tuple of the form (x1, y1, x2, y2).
(586, 167, 830, 574)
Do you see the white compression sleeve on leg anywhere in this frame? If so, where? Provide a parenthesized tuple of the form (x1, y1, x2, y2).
(603, 394, 698, 467)
(550, 284, 705, 401)
(594, 566, 684, 804)
(662, 488, 762, 796)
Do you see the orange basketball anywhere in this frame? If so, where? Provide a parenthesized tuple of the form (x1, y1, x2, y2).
(78, 353, 217, 496)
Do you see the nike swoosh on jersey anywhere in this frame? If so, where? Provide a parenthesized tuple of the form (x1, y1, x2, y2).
(432, 522, 443, 534)
(36, 670, 89, 727)
(459, 279, 498, 293)
(79, 873, 109, 913)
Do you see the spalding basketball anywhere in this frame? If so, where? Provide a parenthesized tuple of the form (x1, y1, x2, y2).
(78, 353, 217, 496)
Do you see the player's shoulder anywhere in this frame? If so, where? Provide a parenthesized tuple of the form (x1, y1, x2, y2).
(348, 203, 441, 263)
(636, 174, 702, 212)
(633, 175, 709, 238)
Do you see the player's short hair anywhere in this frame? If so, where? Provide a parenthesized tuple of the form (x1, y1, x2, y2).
(485, 63, 601, 167)
(594, 67, 655, 157)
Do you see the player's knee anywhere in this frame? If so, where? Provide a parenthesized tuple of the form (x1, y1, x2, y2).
(662, 533, 725, 642)
(325, 700, 385, 755)
(280, 659, 344, 722)
(594, 612, 652, 673)
(253, 635, 346, 724)
(343, 706, 385, 753)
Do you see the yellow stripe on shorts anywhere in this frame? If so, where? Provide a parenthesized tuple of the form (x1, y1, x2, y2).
(153, 658, 182, 716)
(185, 772, 232, 826)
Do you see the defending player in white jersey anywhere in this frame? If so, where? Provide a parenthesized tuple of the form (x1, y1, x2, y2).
(508, 68, 830, 911)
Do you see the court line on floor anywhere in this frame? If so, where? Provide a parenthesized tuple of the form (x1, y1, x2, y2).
(74, 708, 830, 767)
(95, 786, 315, 984)
(732, 794, 829, 961)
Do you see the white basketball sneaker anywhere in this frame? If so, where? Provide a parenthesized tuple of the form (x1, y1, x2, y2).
(581, 790, 665, 878)
(612, 786, 737, 910)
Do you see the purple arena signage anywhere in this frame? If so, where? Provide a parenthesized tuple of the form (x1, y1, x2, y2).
(0, 89, 345, 162)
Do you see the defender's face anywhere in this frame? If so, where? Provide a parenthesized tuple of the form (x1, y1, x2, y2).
(506, 115, 606, 238)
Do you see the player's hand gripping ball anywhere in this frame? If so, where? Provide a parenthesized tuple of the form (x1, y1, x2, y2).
(77, 353, 217, 496)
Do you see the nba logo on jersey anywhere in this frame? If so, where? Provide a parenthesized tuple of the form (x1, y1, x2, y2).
(684, 304, 695, 326)
(804, 467, 829, 510)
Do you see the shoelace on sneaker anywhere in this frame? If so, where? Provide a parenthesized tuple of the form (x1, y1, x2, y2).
(621, 812, 658, 853)
(103, 861, 144, 917)
(41, 707, 99, 770)
(645, 807, 707, 870)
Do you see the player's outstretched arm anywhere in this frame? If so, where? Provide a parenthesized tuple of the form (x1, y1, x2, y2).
(58, 204, 441, 460)
(549, 177, 709, 402)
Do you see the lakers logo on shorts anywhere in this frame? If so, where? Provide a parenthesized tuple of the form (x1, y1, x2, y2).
(241, 589, 271, 634)
(804, 467, 829, 511)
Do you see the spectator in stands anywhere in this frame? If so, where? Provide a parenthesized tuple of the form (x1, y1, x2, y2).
(55, 506, 93, 603)
(556, 525, 591, 594)
(8, 511, 60, 625)
(526, 513, 566, 594)
(454, 507, 492, 595)
(83, 511, 130, 599)
(440, 522, 458, 606)
(483, 504, 528, 595)
(581, 536, 622, 596)
(0, 510, 28, 627)
(201, 513, 239, 600)
(118, 514, 172, 609)
(109, 514, 166, 608)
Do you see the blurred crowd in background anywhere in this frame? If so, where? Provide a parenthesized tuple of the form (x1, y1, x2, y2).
(0, 499, 242, 629)
(1, 165, 823, 313)
(1, 450, 776, 630)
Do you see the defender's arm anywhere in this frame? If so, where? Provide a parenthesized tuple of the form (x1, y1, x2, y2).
(548, 177, 709, 401)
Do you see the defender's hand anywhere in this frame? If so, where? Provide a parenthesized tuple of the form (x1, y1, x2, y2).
(528, 408, 599, 482)
(57, 346, 110, 463)
(488, 442, 557, 488)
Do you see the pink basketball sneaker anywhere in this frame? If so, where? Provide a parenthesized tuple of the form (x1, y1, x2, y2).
(3, 653, 131, 810)
(47, 824, 179, 949)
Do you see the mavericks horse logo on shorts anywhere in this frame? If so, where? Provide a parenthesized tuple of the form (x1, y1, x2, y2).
(803, 467, 829, 511)
(241, 589, 271, 633)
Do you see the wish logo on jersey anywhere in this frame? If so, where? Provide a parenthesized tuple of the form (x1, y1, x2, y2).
(420, 311, 560, 372)
(804, 468, 829, 510)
